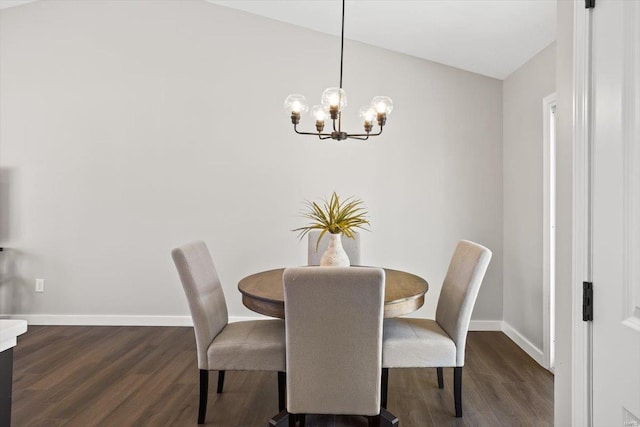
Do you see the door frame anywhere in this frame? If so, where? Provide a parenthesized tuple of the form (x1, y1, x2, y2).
(542, 92, 557, 372)
(572, 3, 592, 427)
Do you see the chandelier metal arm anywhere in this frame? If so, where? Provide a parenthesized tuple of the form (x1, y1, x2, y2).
(294, 129, 328, 137)
(293, 122, 384, 141)
(294, 124, 333, 138)
(345, 129, 383, 138)
(345, 126, 384, 139)
(332, 111, 344, 133)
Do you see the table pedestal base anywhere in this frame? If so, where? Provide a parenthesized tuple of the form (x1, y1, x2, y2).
(269, 409, 399, 426)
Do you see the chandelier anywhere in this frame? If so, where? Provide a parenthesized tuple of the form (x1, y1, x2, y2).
(284, 0, 393, 141)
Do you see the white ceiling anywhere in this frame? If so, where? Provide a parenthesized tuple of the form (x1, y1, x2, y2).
(0, 0, 37, 9)
(0, 0, 557, 80)
(208, 0, 556, 80)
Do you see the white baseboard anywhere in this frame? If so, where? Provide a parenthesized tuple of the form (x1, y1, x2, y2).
(501, 321, 545, 367)
(1, 314, 259, 327)
(469, 320, 503, 331)
(4, 315, 505, 331)
(470, 320, 546, 369)
(229, 316, 266, 323)
(3, 314, 547, 368)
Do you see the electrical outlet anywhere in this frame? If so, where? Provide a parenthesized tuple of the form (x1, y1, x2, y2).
(35, 278, 45, 293)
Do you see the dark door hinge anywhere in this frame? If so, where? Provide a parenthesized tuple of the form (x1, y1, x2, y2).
(583, 281, 593, 321)
(586, 0, 595, 9)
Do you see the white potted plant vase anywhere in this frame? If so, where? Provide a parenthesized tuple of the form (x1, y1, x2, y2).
(320, 233, 350, 267)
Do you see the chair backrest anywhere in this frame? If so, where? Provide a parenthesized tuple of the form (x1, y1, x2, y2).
(435, 240, 492, 366)
(284, 266, 385, 416)
(307, 230, 361, 266)
(172, 241, 229, 370)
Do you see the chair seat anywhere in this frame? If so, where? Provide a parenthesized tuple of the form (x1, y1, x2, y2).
(207, 319, 286, 371)
(382, 318, 456, 368)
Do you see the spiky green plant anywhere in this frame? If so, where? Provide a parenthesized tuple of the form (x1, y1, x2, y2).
(293, 192, 370, 250)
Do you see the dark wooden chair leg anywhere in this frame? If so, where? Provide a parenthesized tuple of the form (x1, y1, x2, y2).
(368, 415, 381, 427)
(278, 371, 286, 412)
(437, 367, 444, 389)
(381, 368, 389, 409)
(198, 369, 209, 424)
(288, 413, 297, 427)
(454, 367, 463, 417)
(299, 414, 306, 426)
(269, 410, 289, 427)
(380, 408, 399, 427)
(216, 370, 225, 394)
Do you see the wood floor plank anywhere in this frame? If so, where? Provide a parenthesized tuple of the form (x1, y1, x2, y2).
(101, 351, 194, 426)
(26, 327, 131, 390)
(11, 327, 553, 426)
(65, 373, 150, 427)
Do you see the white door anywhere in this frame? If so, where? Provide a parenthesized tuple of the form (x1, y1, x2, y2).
(591, 0, 640, 426)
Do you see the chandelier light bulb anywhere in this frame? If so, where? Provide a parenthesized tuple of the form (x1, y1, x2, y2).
(359, 106, 377, 124)
(311, 105, 327, 132)
(360, 106, 377, 133)
(284, 94, 309, 114)
(321, 87, 347, 110)
(311, 105, 328, 122)
(371, 96, 393, 115)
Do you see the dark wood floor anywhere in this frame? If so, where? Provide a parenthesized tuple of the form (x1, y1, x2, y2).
(10, 326, 553, 427)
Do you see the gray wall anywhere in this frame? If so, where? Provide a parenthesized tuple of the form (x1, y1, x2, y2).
(0, 1, 503, 322)
(502, 43, 556, 351)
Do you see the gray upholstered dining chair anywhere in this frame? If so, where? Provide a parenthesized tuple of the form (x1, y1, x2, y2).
(171, 241, 286, 424)
(272, 266, 396, 427)
(381, 240, 492, 418)
(307, 230, 361, 266)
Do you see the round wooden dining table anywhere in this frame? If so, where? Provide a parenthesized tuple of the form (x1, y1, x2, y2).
(238, 267, 429, 319)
